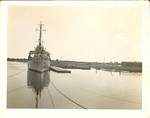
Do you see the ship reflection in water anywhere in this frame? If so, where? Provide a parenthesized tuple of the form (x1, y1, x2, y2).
(27, 70, 50, 108)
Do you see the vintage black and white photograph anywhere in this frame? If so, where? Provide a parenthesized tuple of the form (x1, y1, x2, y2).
(7, 5, 142, 109)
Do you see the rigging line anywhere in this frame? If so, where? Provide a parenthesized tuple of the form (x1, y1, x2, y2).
(46, 88, 55, 108)
(50, 81, 87, 109)
(8, 85, 26, 93)
(7, 69, 26, 78)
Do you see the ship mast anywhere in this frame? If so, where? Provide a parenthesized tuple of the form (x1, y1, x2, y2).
(39, 23, 42, 47)
(38, 22, 45, 47)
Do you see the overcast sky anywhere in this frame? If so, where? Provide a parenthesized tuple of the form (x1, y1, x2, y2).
(8, 6, 142, 62)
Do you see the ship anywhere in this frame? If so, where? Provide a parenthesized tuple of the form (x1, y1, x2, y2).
(28, 23, 51, 72)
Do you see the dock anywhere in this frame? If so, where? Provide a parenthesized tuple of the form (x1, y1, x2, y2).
(50, 66, 71, 73)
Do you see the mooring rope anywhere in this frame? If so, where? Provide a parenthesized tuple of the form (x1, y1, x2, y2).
(7, 69, 26, 78)
(50, 81, 87, 109)
(8, 85, 26, 93)
(47, 88, 55, 108)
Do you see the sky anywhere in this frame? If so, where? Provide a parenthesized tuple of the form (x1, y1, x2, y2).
(8, 6, 142, 62)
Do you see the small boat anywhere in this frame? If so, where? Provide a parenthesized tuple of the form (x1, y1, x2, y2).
(28, 23, 51, 72)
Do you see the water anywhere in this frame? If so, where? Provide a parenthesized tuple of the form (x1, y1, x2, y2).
(7, 62, 141, 109)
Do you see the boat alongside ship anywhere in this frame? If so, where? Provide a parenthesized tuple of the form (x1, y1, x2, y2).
(28, 23, 51, 73)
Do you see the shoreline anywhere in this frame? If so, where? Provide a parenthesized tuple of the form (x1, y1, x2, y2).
(7, 58, 142, 73)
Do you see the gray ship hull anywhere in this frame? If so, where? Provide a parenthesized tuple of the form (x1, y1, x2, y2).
(28, 59, 50, 72)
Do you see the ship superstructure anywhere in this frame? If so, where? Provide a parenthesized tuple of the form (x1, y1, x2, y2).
(28, 23, 50, 72)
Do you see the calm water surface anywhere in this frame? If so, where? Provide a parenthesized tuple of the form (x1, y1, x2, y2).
(7, 62, 141, 109)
